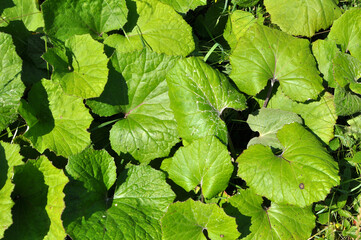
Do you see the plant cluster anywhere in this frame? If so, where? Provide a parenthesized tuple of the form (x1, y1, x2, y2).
(1, 0, 361, 239)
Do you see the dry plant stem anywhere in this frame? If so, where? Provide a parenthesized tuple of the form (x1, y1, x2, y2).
(263, 78, 276, 108)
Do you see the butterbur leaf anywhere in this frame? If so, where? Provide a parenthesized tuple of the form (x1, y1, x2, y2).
(237, 122, 340, 207)
(122, 0, 194, 56)
(265, 91, 337, 144)
(43, 34, 109, 99)
(233, 0, 260, 8)
(328, 8, 361, 61)
(161, 199, 240, 240)
(228, 189, 315, 240)
(4, 156, 68, 240)
(0, 0, 44, 31)
(334, 86, 361, 116)
(312, 39, 340, 87)
(247, 108, 303, 149)
(223, 10, 257, 51)
(0, 142, 23, 238)
(333, 53, 361, 95)
(166, 57, 246, 144)
(158, 0, 206, 13)
(89, 49, 180, 163)
(63, 148, 175, 240)
(161, 136, 233, 199)
(264, 0, 341, 37)
(42, 0, 128, 41)
(19, 79, 92, 157)
(230, 24, 323, 102)
(0, 32, 25, 132)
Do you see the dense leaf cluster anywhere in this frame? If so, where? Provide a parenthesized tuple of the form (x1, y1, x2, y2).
(1, 0, 361, 239)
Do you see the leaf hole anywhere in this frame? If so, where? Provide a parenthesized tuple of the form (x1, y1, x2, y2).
(262, 197, 271, 210)
(202, 228, 211, 240)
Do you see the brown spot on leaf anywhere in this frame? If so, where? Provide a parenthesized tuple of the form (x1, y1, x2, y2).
(299, 183, 304, 189)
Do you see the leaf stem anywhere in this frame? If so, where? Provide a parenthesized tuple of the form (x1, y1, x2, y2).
(263, 78, 276, 108)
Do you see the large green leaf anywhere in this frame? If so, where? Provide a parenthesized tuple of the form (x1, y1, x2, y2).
(166, 57, 246, 144)
(161, 136, 233, 199)
(0, 142, 23, 239)
(161, 199, 240, 240)
(0, 0, 44, 31)
(63, 148, 175, 240)
(158, 0, 206, 13)
(42, 0, 128, 41)
(120, 0, 194, 56)
(223, 10, 257, 51)
(228, 188, 315, 240)
(333, 53, 361, 95)
(230, 24, 323, 102)
(88, 49, 179, 163)
(264, 0, 341, 37)
(334, 86, 361, 116)
(237, 122, 340, 207)
(19, 79, 92, 157)
(265, 91, 337, 144)
(0, 32, 25, 132)
(328, 8, 361, 61)
(43, 34, 109, 99)
(247, 108, 302, 149)
(4, 156, 68, 240)
(312, 39, 340, 87)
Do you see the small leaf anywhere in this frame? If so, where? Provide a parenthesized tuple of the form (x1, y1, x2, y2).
(63, 148, 175, 240)
(230, 24, 323, 102)
(238, 122, 340, 207)
(162, 136, 233, 199)
(0, 142, 23, 238)
(264, 0, 341, 37)
(43, 34, 109, 99)
(161, 199, 240, 240)
(42, 0, 128, 41)
(167, 57, 246, 144)
(247, 108, 303, 149)
(89, 49, 180, 163)
(0, 32, 25, 132)
(328, 8, 361, 61)
(228, 188, 315, 240)
(19, 79, 92, 157)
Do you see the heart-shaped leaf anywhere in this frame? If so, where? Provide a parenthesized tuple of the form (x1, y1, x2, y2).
(162, 136, 233, 199)
(230, 24, 323, 102)
(237, 122, 340, 207)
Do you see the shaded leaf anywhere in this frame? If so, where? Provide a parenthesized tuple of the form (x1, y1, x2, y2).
(334, 86, 361, 116)
(333, 53, 361, 95)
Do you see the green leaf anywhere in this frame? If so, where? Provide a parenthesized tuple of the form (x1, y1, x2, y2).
(230, 24, 323, 102)
(266, 91, 337, 144)
(43, 34, 109, 99)
(42, 0, 128, 41)
(0, 0, 44, 31)
(104, 34, 144, 54)
(88, 49, 180, 163)
(161, 199, 240, 240)
(223, 10, 257, 51)
(328, 8, 361, 61)
(237, 122, 340, 207)
(158, 0, 206, 13)
(247, 108, 303, 149)
(333, 53, 361, 95)
(63, 148, 175, 240)
(232, 0, 260, 8)
(347, 115, 361, 136)
(4, 156, 68, 240)
(264, 0, 341, 37)
(0, 142, 23, 239)
(0, 32, 25, 132)
(161, 136, 233, 199)
(228, 188, 315, 240)
(19, 79, 92, 157)
(122, 0, 195, 56)
(166, 57, 246, 144)
(334, 86, 361, 116)
(312, 39, 340, 87)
